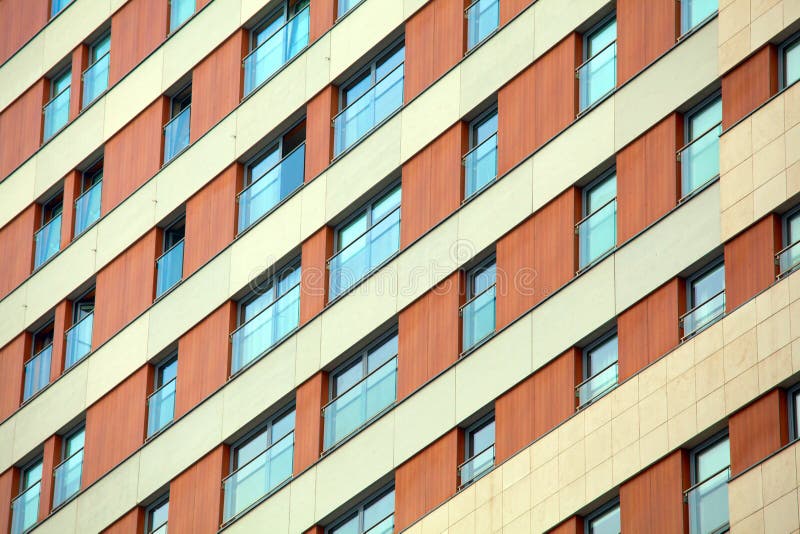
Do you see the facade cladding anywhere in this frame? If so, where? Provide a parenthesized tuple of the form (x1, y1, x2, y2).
(2, 0, 800, 533)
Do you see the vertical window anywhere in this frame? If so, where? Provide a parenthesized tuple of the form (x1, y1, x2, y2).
(680, 94, 722, 198)
(10, 458, 43, 534)
(231, 261, 301, 373)
(323, 332, 398, 449)
(578, 333, 618, 408)
(462, 257, 497, 351)
(65, 288, 95, 369)
(790, 385, 800, 440)
(777, 208, 800, 277)
(156, 217, 186, 299)
(784, 35, 800, 88)
(50, 0, 73, 17)
(464, 108, 498, 199)
(75, 158, 103, 236)
(23, 322, 54, 402)
(169, 0, 196, 32)
(53, 425, 85, 508)
(82, 32, 111, 108)
(164, 84, 192, 164)
(329, 185, 402, 299)
(238, 122, 306, 232)
(681, 0, 717, 35)
(44, 68, 71, 141)
(334, 41, 405, 155)
(147, 354, 177, 437)
(337, 0, 360, 18)
(585, 499, 620, 534)
(34, 192, 63, 269)
(223, 407, 296, 521)
(327, 487, 395, 534)
(146, 495, 169, 534)
(578, 171, 616, 270)
(687, 434, 730, 534)
(465, 0, 499, 50)
(682, 260, 725, 338)
(578, 16, 617, 112)
(459, 415, 495, 488)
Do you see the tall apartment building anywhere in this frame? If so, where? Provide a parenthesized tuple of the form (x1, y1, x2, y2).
(0, 0, 799, 532)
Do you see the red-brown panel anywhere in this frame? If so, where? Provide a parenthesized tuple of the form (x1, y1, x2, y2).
(310, 0, 336, 42)
(729, 389, 788, 475)
(497, 64, 535, 175)
(532, 187, 579, 300)
(169, 445, 228, 534)
(548, 517, 583, 534)
(0, 204, 36, 298)
(499, 0, 529, 25)
(109, 0, 168, 84)
(404, 0, 465, 102)
(304, 527, 324, 534)
(395, 429, 460, 532)
(0, 79, 47, 180)
(620, 450, 689, 534)
(533, 33, 579, 147)
(184, 163, 243, 275)
(175, 302, 235, 418)
(83, 366, 151, 485)
(93, 229, 160, 347)
(300, 226, 334, 324)
(532, 348, 580, 438)
(397, 272, 462, 398)
(61, 170, 80, 245)
(39, 435, 61, 518)
(294, 371, 328, 474)
(50, 299, 72, 379)
(495, 215, 535, 329)
(617, 0, 677, 85)
(190, 30, 246, 142)
(0, 334, 27, 421)
(400, 123, 467, 246)
(724, 214, 781, 312)
(101, 508, 145, 534)
(617, 113, 682, 243)
(721, 45, 779, 129)
(0, 468, 21, 534)
(305, 86, 337, 181)
(69, 45, 89, 119)
(103, 97, 169, 213)
(494, 375, 534, 463)
(0, 0, 49, 65)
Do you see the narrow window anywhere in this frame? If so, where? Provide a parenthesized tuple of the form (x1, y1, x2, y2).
(53, 425, 85, 508)
(578, 333, 618, 408)
(462, 256, 497, 351)
(23, 322, 54, 401)
(65, 288, 95, 369)
(682, 260, 725, 338)
(784, 35, 800, 88)
(578, 170, 616, 270)
(50, 0, 73, 17)
(146, 494, 169, 534)
(10, 458, 43, 534)
(82, 32, 111, 108)
(163, 84, 192, 164)
(459, 415, 495, 488)
(466, 0, 499, 51)
(464, 108, 498, 199)
(681, 0, 717, 35)
(686, 434, 730, 534)
(680, 94, 722, 198)
(327, 486, 395, 534)
(169, 0, 196, 33)
(578, 16, 617, 112)
(585, 499, 620, 534)
(34, 191, 63, 269)
(155, 217, 186, 299)
(44, 68, 71, 141)
(147, 353, 178, 437)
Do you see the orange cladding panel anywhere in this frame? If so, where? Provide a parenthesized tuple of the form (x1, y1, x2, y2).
(494, 375, 535, 463)
(729, 389, 788, 475)
(300, 226, 334, 324)
(61, 170, 81, 246)
(0, 204, 36, 300)
(0, 468, 21, 534)
(69, 46, 89, 120)
(533, 33, 579, 147)
(532, 188, 579, 301)
(620, 450, 689, 534)
(310, 0, 336, 42)
(83, 366, 151, 485)
(294, 371, 328, 473)
(0, 0, 48, 64)
(497, 64, 535, 175)
(721, 45, 778, 129)
(109, 0, 168, 84)
(500, 0, 529, 25)
(101, 508, 145, 534)
(0, 79, 47, 180)
(169, 445, 229, 534)
(305, 86, 337, 181)
(532, 348, 580, 438)
(190, 30, 247, 142)
(548, 517, 583, 534)
(724, 214, 781, 312)
(38, 435, 61, 518)
(0, 334, 28, 421)
(616, 0, 678, 84)
(496, 216, 535, 329)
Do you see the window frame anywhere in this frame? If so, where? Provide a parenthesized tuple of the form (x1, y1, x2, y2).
(88, 31, 111, 65)
(683, 91, 722, 144)
(466, 255, 497, 300)
(244, 118, 306, 187)
(237, 257, 301, 326)
(338, 38, 405, 111)
(333, 182, 401, 253)
(779, 32, 800, 89)
(229, 403, 296, 473)
(328, 329, 398, 400)
(581, 168, 616, 219)
(325, 484, 395, 534)
(686, 257, 725, 311)
(464, 412, 495, 460)
(582, 13, 617, 63)
(169, 83, 192, 118)
(584, 497, 620, 534)
(50, 66, 72, 100)
(20, 457, 44, 492)
(40, 190, 64, 226)
(71, 286, 95, 324)
(31, 320, 55, 356)
(783, 205, 800, 248)
(61, 423, 85, 461)
(789, 384, 800, 441)
(81, 156, 104, 193)
(144, 493, 170, 534)
(469, 106, 498, 148)
(582, 330, 618, 383)
(689, 431, 730, 486)
(154, 352, 178, 389)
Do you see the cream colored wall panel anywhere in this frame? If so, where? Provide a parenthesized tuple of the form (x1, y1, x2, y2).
(0, 162, 36, 230)
(102, 50, 164, 138)
(225, 478, 292, 534)
(400, 70, 460, 161)
(615, 183, 721, 312)
(304, 33, 332, 98)
(74, 455, 140, 534)
(0, 38, 44, 112)
(299, 173, 327, 239)
(614, 19, 718, 150)
(287, 468, 318, 534)
(403, 0, 428, 16)
(0, 418, 13, 473)
(459, 7, 535, 116)
(85, 316, 149, 406)
(328, 0, 404, 78)
(455, 315, 534, 422)
(532, 99, 614, 212)
(0, 287, 27, 355)
(533, 0, 609, 57)
(94, 180, 157, 267)
(294, 318, 322, 385)
(718, 0, 797, 74)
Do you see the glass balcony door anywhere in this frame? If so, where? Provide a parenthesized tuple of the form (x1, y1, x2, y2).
(44, 69, 71, 141)
(778, 210, 800, 276)
(578, 334, 618, 408)
(464, 110, 498, 198)
(34, 209, 62, 269)
(687, 436, 730, 534)
(462, 259, 496, 351)
(82, 33, 110, 108)
(147, 356, 177, 437)
(681, 96, 721, 198)
(459, 417, 494, 488)
(578, 18, 616, 112)
(681, 0, 717, 35)
(65, 311, 94, 369)
(11, 460, 42, 534)
(170, 0, 196, 32)
(329, 488, 394, 534)
(578, 172, 616, 270)
(466, 0, 499, 50)
(53, 427, 84, 508)
(164, 85, 192, 163)
(682, 262, 725, 338)
(23, 344, 52, 401)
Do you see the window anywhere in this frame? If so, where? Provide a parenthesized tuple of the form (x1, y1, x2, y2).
(680, 94, 721, 198)
(156, 217, 185, 298)
(585, 499, 620, 534)
(34, 191, 63, 269)
(578, 171, 616, 269)
(687, 434, 730, 534)
(146, 494, 169, 534)
(578, 16, 617, 112)
(65, 288, 95, 369)
(53, 425, 85, 508)
(459, 415, 495, 488)
(578, 333, 618, 408)
(323, 332, 398, 449)
(231, 261, 301, 373)
(464, 108, 498, 198)
(681, 0, 717, 35)
(337, 0, 361, 18)
(243, 0, 310, 95)
(790, 385, 800, 440)
(466, 0, 499, 50)
(169, 0, 195, 32)
(783, 34, 800, 88)
(82, 32, 110, 108)
(462, 257, 496, 351)
(147, 354, 177, 437)
(223, 406, 295, 521)
(23, 322, 54, 402)
(329, 185, 401, 299)
(682, 260, 725, 338)
(164, 84, 192, 163)
(334, 41, 405, 155)
(327, 486, 394, 534)
(777, 208, 800, 277)
(11, 458, 43, 534)
(44, 68, 71, 141)
(75, 158, 103, 236)
(51, 0, 73, 17)
(238, 122, 306, 232)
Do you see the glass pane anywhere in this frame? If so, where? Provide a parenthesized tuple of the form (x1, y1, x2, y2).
(578, 199, 616, 268)
(91, 35, 111, 61)
(688, 467, 729, 534)
(235, 428, 270, 468)
(586, 174, 616, 214)
(156, 240, 185, 297)
(243, 6, 309, 95)
(74, 180, 102, 235)
(65, 429, 85, 457)
(466, 0, 499, 50)
(337, 0, 358, 17)
(579, 26, 616, 111)
(462, 285, 496, 350)
(334, 360, 364, 397)
(587, 336, 617, 375)
(23, 462, 42, 488)
(158, 358, 178, 386)
(787, 40, 800, 87)
(682, 0, 717, 34)
(470, 261, 496, 296)
(683, 290, 725, 336)
(689, 98, 722, 139)
(469, 419, 495, 454)
(83, 53, 109, 108)
(34, 213, 62, 268)
(23, 345, 51, 401)
(588, 504, 620, 534)
(147, 379, 176, 436)
(339, 213, 368, 250)
(367, 334, 398, 372)
(11, 482, 40, 534)
(371, 186, 402, 222)
(253, 10, 285, 47)
(170, 0, 195, 31)
(148, 500, 169, 532)
(330, 514, 359, 534)
(271, 409, 296, 442)
(578, 362, 618, 407)
(696, 437, 729, 481)
(681, 124, 721, 197)
(51, 0, 72, 16)
(65, 311, 93, 368)
(164, 106, 191, 163)
(376, 45, 405, 80)
(53, 449, 83, 507)
(473, 112, 498, 145)
(342, 72, 372, 108)
(52, 71, 71, 95)
(459, 444, 494, 486)
(464, 133, 498, 198)
(691, 264, 725, 307)
(43, 87, 70, 141)
(364, 490, 395, 529)
(364, 514, 393, 534)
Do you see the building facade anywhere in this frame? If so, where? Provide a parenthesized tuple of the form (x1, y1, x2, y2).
(0, 0, 799, 532)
